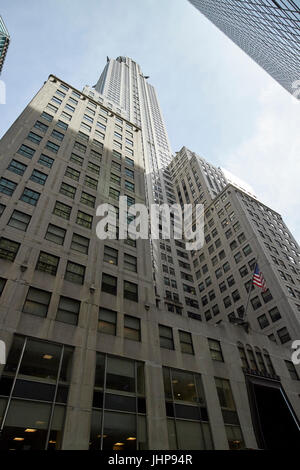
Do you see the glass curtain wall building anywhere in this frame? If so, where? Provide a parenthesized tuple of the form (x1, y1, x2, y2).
(188, 0, 300, 96)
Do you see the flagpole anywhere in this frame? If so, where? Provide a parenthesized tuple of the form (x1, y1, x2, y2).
(243, 257, 258, 323)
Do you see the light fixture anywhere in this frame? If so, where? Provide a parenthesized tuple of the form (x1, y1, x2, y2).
(25, 429, 36, 433)
(97, 434, 107, 439)
(187, 383, 195, 387)
(35, 421, 45, 425)
(49, 440, 56, 444)
(126, 437, 136, 441)
(172, 380, 178, 384)
(114, 442, 124, 446)
(43, 354, 53, 360)
(13, 438, 24, 441)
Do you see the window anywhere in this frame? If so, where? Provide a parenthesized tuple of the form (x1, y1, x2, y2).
(0, 238, 20, 261)
(257, 314, 270, 329)
(208, 339, 223, 361)
(124, 253, 137, 272)
(239, 265, 248, 277)
(104, 245, 118, 265)
(159, 325, 174, 350)
(125, 180, 135, 192)
(46, 102, 58, 113)
(53, 201, 72, 220)
(20, 188, 40, 206)
(38, 154, 54, 168)
(30, 169, 48, 185)
(60, 182, 76, 199)
(234, 252, 242, 264)
(179, 330, 194, 354)
(232, 289, 240, 302)
(45, 141, 60, 153)
(76, 210, 93, 229)
(277, 327, 291, 344)
(251, 296, 262, 310)
(27, 131, 42, 145)
(125, 168, 134, 179)
(56, 296, 80, 325)
(23, 287, 51, 318)
(56, 120, 68, 131)
(111, 173, 121, 185)
(125, 157, 134, 167)
(70, 233, 89, 254)
(242, 244, 252, 256)
(40, 111, 53, 122)
(70, 153, 83, 166)
(80, 191, 96, 208)
(61, 110, 72, 120)
(285, 361, 299, 380)
(84, 175, 98, 190)
(98, 308, 117, 335)
(8, 210, 31, 231)
(65, 166, 80, 181)
(215, 378, 244, 450)
(268, 306, 281, 322)
(0, 204, 5, 217)
(0, 178, 17, 196)
(261, 289, 273, 303)
(51, 129, 64, 141)
(45, 224, 66, 245)
(124, 281, 138, 302)
(8, 159, 27, 175)
(124, 315, 141, 341)
(223, 296, 232, 308)
(109, 187, 120, 200)
(64, 261, 85, 285)
(101, 273, 117, 295)
(163, 368, 213, 449)
(87, 162, 100, 175)
(36, 251, 59, 275)
(112, 161, 121, 172)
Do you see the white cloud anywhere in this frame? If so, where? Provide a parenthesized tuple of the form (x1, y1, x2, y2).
(223, 83, 300, 243)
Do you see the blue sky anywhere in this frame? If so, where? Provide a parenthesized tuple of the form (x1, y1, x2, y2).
(1, 0, 299, 242)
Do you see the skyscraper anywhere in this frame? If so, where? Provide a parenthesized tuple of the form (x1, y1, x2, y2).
(0, 63, 299, 450)
(0, 16, 10, 75)
(85, 57, 198, 317)
(188, 0, 300, 96)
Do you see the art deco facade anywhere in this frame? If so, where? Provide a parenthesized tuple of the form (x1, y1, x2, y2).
(188, 0, 300, 96)
(0, 16, 10, 75)
(0, 71, 299, 450)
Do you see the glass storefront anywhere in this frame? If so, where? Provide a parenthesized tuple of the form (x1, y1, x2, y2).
(89, 353, 147, 450)
(163, 367, 214, 450)
(0, 335, 73, 450)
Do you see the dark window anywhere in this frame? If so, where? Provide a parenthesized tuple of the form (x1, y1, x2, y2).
(23, 287, 51, 318)
(36, 251, 59, 275)
(159, 325, 174, 350)
(0, 238, 20, 261)
(56, 296, 80, 325)
(101, 273, 117, 295)
(64, 261, 85, 284)
(124, 281, 138, 302)
(20, 188, 40, 206)
(124, 315, 141, 341)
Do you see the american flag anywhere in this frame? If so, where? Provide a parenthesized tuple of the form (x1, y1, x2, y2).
(253, 263, 267, 292)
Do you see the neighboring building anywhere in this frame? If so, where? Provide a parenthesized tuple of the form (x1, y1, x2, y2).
(0, 16, 10, 74)
(170, 147, 300, 346)
(0, 72, 299, 450)
(188, 0, 300, 96)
